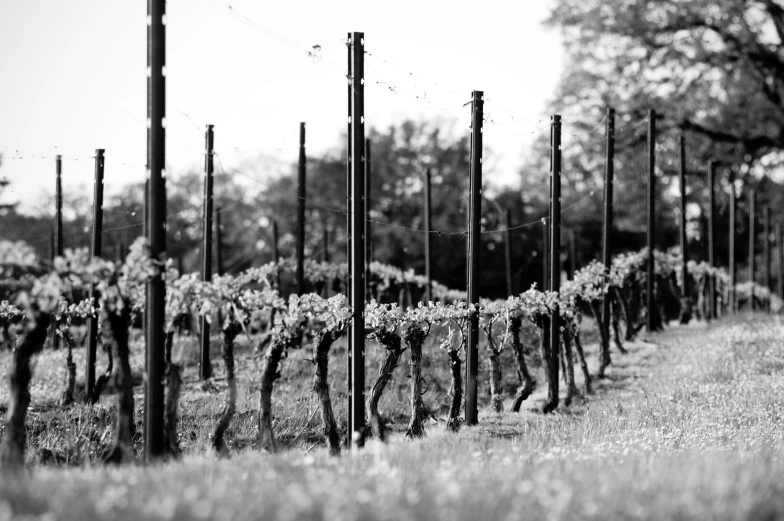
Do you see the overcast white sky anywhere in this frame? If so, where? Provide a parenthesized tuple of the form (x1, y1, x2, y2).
(0, 0, 563, 214)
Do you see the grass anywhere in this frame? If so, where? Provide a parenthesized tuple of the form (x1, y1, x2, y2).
(1, 314, 784, 519)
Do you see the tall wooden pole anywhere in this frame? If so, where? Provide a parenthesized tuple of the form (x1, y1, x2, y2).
(424, 168, 433, 302)
(542, 220, 549, 291)
(296, 123, 306, 296)
(549, 114, 562, 409)
(646, 110, 656, 332)
(678, 134, 690, 322)
(348, 31, 366, 447)
(729, 176, 736, 313)
(145, 0, 167, 460)
(708, 160, 716, 319)
(86, 149, 105, 399)
(200, 125, 214, 380)
(466, 90, 483, 426)
(601, 108, 615, 337)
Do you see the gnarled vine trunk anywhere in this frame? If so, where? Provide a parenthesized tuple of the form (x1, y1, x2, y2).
(446, 349, 462, 432)
(212, 322, 241, 456)
(1, 308, 51, 470)
(537, 316, 558, 414)
(561, 331, 578, 406)
(610, 289, 628, 355)
(102, 306, 134, 464)
(258, 337, 287, 453)
(509, 317, 535, 412)
(572, 330, 592, 394)
(89, 341, 113, 405)
(403, 325, 428, 438)
(367, 331, 404, 442)
(163, 330, 182, 458)
(488, 348, 503, 413)
(60, 332, 76, 406)
(312, 328, 341, 455)
(590, 300, 612, 378)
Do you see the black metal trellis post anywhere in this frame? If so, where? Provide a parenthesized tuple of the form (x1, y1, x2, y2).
(646, 110, 656, 332)
(678, 135, 690, 314)
(601, 107, 615, 338)
(466, 90, 483, 427)
(424, 168, 432, 303)
(145, 0, 167, 461)
(729, 176, 736, 313)
(349, 31, 366, 448)
(346, 32, 353, 437)
(708, 160, 716, 319)
(273, 220, 281, 289)
(365, 138, 372, 301)
(215, 206, 223, 276)
(764, 205, 771, 308)
(777, 223, 783, 301)
(297, 122, 306, 296)
(749, 190, 756, 310)
(549, 114, 562, 409)
(200, 125, 214, 380)
(504, 208, 513, 296)
(86, 149, 105, 399)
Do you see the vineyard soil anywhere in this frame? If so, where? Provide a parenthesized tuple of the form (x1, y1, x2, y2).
(2, 314, 784, 519)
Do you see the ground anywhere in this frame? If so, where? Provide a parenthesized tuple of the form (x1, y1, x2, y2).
(1, 314, 784, 520)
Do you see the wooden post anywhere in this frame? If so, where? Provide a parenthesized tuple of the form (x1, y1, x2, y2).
(200, 125, 214, 380)
(601, 107, 615, 336)
(348, 31, 366, 447)
(54, 155, 63, 257)
(145, 0, 167, 460)
(466, 90, 483, 426)
(424, 168, 432, 302)
(646, 110, 656, 332)
(296, 122, 306, 296)
(86, 149, 105, 398)
(549, 114, 562, 409)
(542, 220, 549, 291)
(708, 160, 716, 319)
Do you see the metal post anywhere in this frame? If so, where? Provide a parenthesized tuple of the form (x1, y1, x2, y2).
(549, 114, 562, 406)
(678, 134, 689, 301)
(272, 220, 281, 289)
(542, 220, 549, 291)
(504, 208, 513, 296)
(601, 108, 615, 336)
(55, 155, 63, 257)
(349, 31, 366, 447)
(145, 0, 167, 460)
(646, 110, 656, 332)
(345, 32, 353, 437)
(708, 160, 716, 319)
(764, 205, 771, 297)
(729, 176, 736, 313)
(749, 190, 756, 301)
(424, 168, 432, 302)
(296, 122, 306, 296)
(322, 227, 330, 263)
(86, 149, 105, 399)
(466, 90, 483, 426)
(215, 206, 223, 276)
(200, 125, 214, 380)
(365, 138, 372, 301)
(777, 223, 783, 300)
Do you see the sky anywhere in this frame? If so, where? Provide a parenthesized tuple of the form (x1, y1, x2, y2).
(0, 0, 564, 214)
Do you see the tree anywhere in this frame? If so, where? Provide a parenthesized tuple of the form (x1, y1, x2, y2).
(541, 0, 784, 270)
